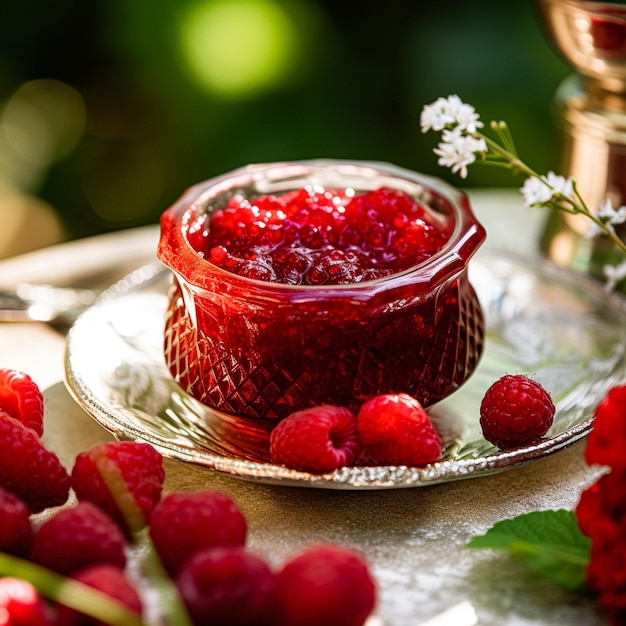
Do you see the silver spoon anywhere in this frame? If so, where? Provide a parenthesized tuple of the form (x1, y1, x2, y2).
(0, 262, 168, 324)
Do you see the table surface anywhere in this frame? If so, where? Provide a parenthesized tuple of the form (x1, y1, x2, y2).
(0, 190, 608, 626)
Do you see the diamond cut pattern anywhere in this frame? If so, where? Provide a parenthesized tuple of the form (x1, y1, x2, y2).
(163, 277, 484, 420)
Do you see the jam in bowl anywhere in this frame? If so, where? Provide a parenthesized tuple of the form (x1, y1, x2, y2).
(157, 160, 486, 427)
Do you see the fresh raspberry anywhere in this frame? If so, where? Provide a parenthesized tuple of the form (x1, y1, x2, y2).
(479, 374, 555, 449)
(55, 565, 143, 626)
(274, 544, 377, 626)
(176, 546, 277, 626)
(0, 577, 50, 626)
(149, 490, 247, 575)
(269, 405, 359, 473)
(0, 487, 33, 557)
(356, 393, 442, 465)
(0, 412, 70, 512)
(584, 383, 626, 469)
(71, 441, 165, 535)
(576, 468, 626, 624)
(0, 368, 44, 436)
(576, 469, 626, 546)
(29, 502, 127, 575)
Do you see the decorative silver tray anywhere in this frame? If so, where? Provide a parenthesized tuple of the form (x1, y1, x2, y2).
(64, 248, 626, 489)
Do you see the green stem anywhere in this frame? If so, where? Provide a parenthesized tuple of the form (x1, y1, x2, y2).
(477, 133, 539, 179)
(138, 534, 194, 626)
(491, 120, 518, 157)
(0, 553, 146, 626)
(477, 130, 626, 256)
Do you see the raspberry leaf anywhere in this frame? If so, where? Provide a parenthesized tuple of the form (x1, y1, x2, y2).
(466, 509, 591, 590)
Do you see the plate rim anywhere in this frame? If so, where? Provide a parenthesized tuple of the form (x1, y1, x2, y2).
(64, 247, 625, 490)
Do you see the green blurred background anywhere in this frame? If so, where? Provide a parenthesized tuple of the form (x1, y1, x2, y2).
(0, 0, 570, 256)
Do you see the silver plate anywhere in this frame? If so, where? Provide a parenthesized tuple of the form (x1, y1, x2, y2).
(64, 248, 626, 489)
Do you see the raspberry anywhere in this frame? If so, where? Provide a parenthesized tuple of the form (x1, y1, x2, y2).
(356, 393, 442, 465)
(584, 383, 626, 469)
(176, 547, 277, 626)
(71, 441, 165, 535)
(55, 565, 143, 626)
(274, 544, 376, 626)
(0, 368, 44, 436)
(577, 470, 626, 546)
(576, 469, 626, 624)
(29, 502, 127, 575)
(479, 374, 555, 449)
(149, 490, 247, 575)
(0, 487, 33, 557)
(0, 577, 50, 626)
(0, 412, 70, 512)
(269, 405, 359, 473)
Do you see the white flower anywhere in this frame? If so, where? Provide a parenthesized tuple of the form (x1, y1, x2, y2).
(604, 258, 626, 291)
(420, 97, 456, 132)
(584, 198, 626, 239)
(520, 172, 574, 207)
(598, 198, 626, 225)
(445, 95, 484, 133)
(520, 176, 553, 206)
(544, 171, 574, 199)
(420, 94, 483, 133)
(434, 138, 475, 179)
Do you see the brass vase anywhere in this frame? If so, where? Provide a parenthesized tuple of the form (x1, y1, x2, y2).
(535, 0, 626, 281)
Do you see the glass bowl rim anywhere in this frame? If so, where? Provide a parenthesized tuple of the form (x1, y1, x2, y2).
(157, 159, 486, 297)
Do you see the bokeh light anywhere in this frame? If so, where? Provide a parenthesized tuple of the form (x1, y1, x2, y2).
(179, 0, 302, 97)
(0, 79, 83, 257)
(1, 79, 85, 191)
(0, 0, 571, 257)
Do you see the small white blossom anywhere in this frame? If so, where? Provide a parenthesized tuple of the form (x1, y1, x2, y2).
(604, 258, 626, 291)
(434, 136, 479, 179)
(520, 172, 574, 207)
(598, 198, 626, 225)
(420, 94, 483, 133)
(544, 171, 574, 199)
(584, 198, 626, 239)
(420, 97, 456, 132)
(445, 95, 484, 133)
(520, 176, 553, 206)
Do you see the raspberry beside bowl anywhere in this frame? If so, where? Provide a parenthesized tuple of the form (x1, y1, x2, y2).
(157, 160, 486, 426)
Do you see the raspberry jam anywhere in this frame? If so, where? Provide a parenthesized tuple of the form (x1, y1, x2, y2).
(188, 185, 451, 285)
(158, 160, 486, 421)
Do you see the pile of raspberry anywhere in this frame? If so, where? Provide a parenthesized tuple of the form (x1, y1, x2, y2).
(269, 393, 443, 473)
(0, 368, 377, 626)
(186, 186, 451, 285)
(269, 374, 559, 474)
(576, 383, 626, 625)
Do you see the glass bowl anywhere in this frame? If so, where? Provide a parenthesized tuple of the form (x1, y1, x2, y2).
(157, 160, 486, 426)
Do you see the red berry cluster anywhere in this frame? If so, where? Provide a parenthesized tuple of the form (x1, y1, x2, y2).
(187, 186, 451, 285)
(0, 369, 69, 513)
(269, 393, 443, 473)
(576, 384, 626, 625)
(479, 374, 555, 450)
(0, 369, 378, 626)
(156, 493, 377, 626)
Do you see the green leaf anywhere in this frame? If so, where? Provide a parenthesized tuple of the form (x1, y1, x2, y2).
(467, 509, 591, 591)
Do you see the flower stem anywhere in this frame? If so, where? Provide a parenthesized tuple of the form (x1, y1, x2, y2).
(477, 132, 626, 254)
(0, 552, 146, 626)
